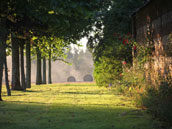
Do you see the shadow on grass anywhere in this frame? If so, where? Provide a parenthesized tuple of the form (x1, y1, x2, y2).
(59, 91, 104, 95)
(62, 83, 96, 87)
(24, 90, 42, 93)
(0, 101, 161, 129)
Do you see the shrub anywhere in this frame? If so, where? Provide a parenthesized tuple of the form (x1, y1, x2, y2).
(114, 64, 172, 127)
(94, 56, 122, 86)
(140, 79, 172, 126)
(93, 33, 133, 87)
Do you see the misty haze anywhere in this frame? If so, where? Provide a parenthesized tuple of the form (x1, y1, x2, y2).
(3, 48, 94, 84)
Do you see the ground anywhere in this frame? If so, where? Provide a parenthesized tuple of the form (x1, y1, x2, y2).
(0, 83, 160, 129)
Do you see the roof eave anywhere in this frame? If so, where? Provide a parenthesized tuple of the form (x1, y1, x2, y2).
(131, 0, 153, 16)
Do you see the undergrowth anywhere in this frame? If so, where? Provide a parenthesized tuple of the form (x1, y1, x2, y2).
(114, 64, 172, 128)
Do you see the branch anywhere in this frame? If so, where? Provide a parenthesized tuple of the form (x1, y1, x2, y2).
(53, 58, 72, 65)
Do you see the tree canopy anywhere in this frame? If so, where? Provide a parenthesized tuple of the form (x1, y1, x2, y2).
(87, 0, 144, 86)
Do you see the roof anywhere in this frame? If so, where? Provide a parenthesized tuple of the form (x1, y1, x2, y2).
(132, 0, 153, 16)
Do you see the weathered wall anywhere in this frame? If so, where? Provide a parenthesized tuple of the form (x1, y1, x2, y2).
(133, 0, 172, 84)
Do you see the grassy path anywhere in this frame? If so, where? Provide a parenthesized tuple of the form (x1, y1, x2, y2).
(0, 83, 160, 129)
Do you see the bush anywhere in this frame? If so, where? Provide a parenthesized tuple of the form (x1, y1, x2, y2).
(114, 65, 172, 127)
(115, 65, 146, 95)
(94, 56, 122, 86)
(93, 34, 133, 87)
(140, 79, 172, 126)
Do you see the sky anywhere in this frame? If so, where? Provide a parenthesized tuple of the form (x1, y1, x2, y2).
(71, 37, 88, 53)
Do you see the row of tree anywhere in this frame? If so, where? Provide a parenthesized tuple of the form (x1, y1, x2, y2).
(0, 0, 111, 101)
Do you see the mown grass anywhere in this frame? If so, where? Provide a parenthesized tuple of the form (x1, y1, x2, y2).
(0, 83, 161, 129)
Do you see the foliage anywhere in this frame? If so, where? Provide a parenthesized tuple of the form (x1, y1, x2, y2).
(115, 65, 147, 102)
(1, 0, 111, 57)
(93, 46, 122, 86)
(93, 33, 135, 86)
(140, 78, 172, 127)
(113, 32, 172, 127)
(31, 36, 68, 62)
(87, 0, 143, 58)
(114, 65, 172, 127)
(87, 0, 144, 86)
(94, 58, 122, 86)
(0, 0, 112, 100)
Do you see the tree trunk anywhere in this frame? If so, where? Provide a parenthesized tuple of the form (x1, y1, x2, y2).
(0, 17, 8, 100)
(26, 39, 31, 88)
(4, 50, 11, 96)
(11, 35, 23, 90)
(20, 42, 26, 90)
(0, 43, 5, 101)
(36, 47, 42, 85)
(48, 51, 52, 84)
(42, 57, 47, 84)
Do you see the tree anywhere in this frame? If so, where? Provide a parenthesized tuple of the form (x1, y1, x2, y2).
(20, 40, 26, 90)
(26, 38, 31, 88)
(48, 51, 52, 84)
(0, 0, 10, 100)
(0, 0, 111, 99)
(87, 0, 144, 86)
(4, 46, 11, 96)
(36, 46, 42, 85)
(0, 44, 5, 101)
(42, 57, 47, 84)
(0, 32, 6, 100)
(11, 35, 22, 90)
(36, 37, 68, 84)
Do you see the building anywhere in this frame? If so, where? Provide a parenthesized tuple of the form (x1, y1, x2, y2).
(132, 0, 172, 83)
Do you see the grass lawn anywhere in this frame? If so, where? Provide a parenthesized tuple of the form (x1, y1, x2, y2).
(0, 83, 161, 129)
